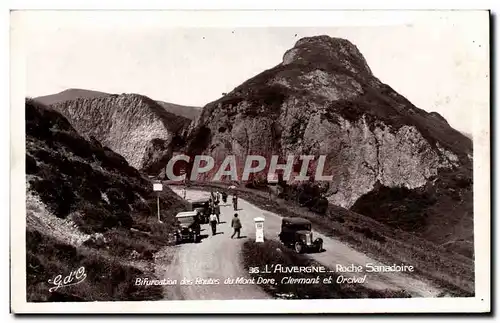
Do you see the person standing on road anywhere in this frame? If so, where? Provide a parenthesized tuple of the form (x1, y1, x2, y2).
(232, 193, 238, 211)
(214, 200, 221, 223)
(231, 213, 242, 239)
(209, 200, 216, 223)
(221, 191, 228, 204)
(209, 212, 218, 236)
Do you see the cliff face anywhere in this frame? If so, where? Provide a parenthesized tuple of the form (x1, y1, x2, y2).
(186, 36, 473, 255)
(49, 93, 192, 175)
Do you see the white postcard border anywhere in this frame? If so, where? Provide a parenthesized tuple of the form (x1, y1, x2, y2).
(10, 9, 491, 314)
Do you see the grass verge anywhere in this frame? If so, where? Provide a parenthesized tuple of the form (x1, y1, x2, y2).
(241, 239, 412, 299)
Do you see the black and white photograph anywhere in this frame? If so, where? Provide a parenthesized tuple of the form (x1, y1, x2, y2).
(10, 9, 490, 314)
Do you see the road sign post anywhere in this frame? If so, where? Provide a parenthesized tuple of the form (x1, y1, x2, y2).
(153, 182, 163, 223)
(254, 217, 265, 242)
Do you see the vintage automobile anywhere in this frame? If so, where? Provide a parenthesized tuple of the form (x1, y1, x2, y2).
(189, 198, 211, 224)
(175, 211, 201, 244)
(278, 217, 323, 253)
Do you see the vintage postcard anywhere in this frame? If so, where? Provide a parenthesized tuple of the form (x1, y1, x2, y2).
(10, 10, 490, 313)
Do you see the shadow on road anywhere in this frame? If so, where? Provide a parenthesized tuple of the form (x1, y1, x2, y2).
(198, 234, 209, 241)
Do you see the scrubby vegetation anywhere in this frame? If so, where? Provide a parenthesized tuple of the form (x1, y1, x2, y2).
(27, 230, 163, 302)
(277, 181, 329, 215)
(25, 99, 187, 302)
(242, 240, 412, 299)
(351, 183, 435, 232)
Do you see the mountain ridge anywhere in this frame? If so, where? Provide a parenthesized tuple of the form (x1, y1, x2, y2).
(34, 88, 202, 120)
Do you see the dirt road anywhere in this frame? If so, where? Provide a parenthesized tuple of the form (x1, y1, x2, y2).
(156, 188, 441, 299)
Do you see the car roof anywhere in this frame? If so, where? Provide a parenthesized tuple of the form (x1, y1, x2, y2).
(176, 211, 198, 218)
(190, 198, 210, 203)
(282, 217, 311, 225)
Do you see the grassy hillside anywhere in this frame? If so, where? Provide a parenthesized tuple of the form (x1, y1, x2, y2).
(184, 36, 473, 257)
(242, 240, 412, 299)
(26, 98, 188, 302)
(34, 88, 111, 106)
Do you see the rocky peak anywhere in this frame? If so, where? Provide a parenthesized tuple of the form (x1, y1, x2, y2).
(282, 35, 372, 76)
(184, 36, 473, 256)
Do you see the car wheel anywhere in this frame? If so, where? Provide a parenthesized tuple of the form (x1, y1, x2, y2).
(175, 236, 181, 245)
(294, 242, 304, 254)
(318, 242, 323, 252)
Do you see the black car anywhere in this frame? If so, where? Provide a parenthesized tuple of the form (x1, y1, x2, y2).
(175, 211, 201, 243)
(278, 217, 323, 253)
(189, 198, 211, 224)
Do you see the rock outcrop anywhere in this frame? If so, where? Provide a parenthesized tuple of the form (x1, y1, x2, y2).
(185, 36, 473, 255)
(49, 93, 192, 175)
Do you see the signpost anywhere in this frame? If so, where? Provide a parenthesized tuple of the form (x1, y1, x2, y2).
(153, 182, 163, 223)
(181, 170, 187, 199)
(254, 217, 265, 242)
(182, 178, 187, 199)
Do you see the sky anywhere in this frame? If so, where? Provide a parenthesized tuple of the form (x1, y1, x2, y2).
(16, 11, 489, 134)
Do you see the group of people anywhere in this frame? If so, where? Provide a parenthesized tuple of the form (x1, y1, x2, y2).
(207, 190, 241, 238)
